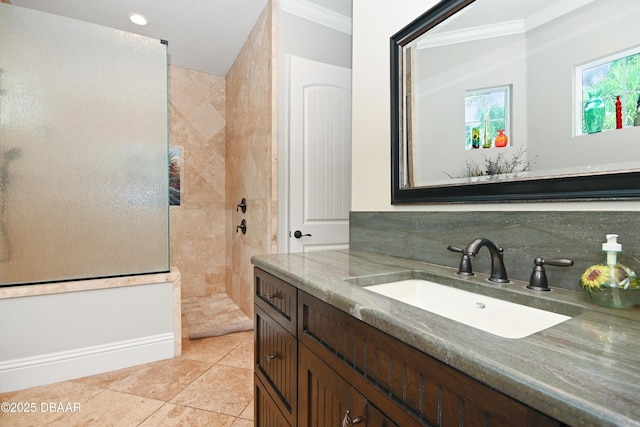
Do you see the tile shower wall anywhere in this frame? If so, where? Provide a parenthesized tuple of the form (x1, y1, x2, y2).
(225, 2, 277, 317)
(169, 66, 227, 298)
(350, 211, 640, 292)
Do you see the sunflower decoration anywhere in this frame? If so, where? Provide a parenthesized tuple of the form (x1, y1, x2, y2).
(581, 264, 639, 295)
(580, 264, 611, 292)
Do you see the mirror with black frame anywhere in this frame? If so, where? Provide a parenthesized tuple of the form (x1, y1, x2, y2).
(391, 0, 640, 203)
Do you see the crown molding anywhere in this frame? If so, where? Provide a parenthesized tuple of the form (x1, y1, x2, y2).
(279, 0, 352, 35)
(416, 0, 596, 49)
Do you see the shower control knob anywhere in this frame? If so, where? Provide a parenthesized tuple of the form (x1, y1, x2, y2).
(293, 230, 312, 239)
(236, 197, 247, 213)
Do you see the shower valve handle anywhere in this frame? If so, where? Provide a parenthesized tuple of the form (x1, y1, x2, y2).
(236, 198, 247, 213)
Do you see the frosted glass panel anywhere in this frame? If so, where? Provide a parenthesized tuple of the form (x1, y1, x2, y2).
(0, 4, 169, 285)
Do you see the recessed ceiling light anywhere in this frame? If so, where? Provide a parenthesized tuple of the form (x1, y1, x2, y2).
(129, 13, 148, 26)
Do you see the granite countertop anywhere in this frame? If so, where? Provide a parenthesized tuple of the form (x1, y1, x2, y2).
(251, 249, 640, 427)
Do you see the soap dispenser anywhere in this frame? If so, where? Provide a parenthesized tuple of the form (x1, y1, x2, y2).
(580, 234, 640, 308)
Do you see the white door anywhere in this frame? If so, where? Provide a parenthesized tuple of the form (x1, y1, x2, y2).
(288, 56, 351, 252)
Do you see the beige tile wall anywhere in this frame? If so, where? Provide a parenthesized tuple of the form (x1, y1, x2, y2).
(168, 0, 276, 313)
(225, 1, 277, 317)
(169, 66, 227, 299)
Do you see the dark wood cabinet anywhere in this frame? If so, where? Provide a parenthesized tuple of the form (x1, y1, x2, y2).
(254, 268, 298, 426)
(254, 268, 562, 427)
(298, 291, 560, 427)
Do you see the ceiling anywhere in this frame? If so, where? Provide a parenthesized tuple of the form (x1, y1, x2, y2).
(8, 0, 351, 77)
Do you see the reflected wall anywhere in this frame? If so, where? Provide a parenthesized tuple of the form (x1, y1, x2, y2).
(405, 0, 640, 188)
(0, 4, 169, 285)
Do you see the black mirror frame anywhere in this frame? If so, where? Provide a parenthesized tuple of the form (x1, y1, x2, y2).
(390, 0, 640, 204)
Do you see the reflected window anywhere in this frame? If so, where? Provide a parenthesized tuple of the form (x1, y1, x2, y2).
(577, 48, 640, 135)
(464, 85, 511, 150)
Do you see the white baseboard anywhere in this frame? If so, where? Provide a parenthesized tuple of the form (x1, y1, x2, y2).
(0, 333, 175, 393)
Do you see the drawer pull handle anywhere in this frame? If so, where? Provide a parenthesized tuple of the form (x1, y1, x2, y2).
(342, 410, 365, 426)
(264, 354, 278, 364)
(262, 293, 278, 301)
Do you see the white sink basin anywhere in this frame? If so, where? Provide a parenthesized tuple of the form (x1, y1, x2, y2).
(365, 279, 571, 339)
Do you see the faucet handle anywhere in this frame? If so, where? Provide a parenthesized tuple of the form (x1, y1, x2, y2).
(527, 257, 574, 291)
(447, 245, 464, 253)
(447, 245, 474, 276)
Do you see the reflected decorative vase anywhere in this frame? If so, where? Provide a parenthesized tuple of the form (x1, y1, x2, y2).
(494, 129, 508, 148)
(584, 93, 605, 133)
(471, 127, 480, 149)
(482, 138, 492, 149)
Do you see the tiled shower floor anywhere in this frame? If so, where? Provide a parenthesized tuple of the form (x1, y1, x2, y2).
(0, 331, 254, 426)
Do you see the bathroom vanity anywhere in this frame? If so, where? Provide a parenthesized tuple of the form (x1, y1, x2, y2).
(252, 250, 640, 427)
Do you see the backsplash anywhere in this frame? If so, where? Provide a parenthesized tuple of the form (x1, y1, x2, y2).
(350, 211, 640, 292)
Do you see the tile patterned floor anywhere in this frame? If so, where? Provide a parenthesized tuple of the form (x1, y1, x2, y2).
(0, 331, 255, 427)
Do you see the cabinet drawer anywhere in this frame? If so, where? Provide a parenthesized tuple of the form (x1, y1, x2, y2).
(298, 342, 398, 427)
(255, 374, 291, 427)
(255, 268, 297, 335)
(255, 305, 297, 423)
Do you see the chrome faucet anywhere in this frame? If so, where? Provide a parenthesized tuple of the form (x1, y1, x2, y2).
(463, 238, 509, 283)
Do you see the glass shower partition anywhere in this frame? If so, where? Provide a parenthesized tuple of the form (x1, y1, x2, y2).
(0, 4, 170, 285)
